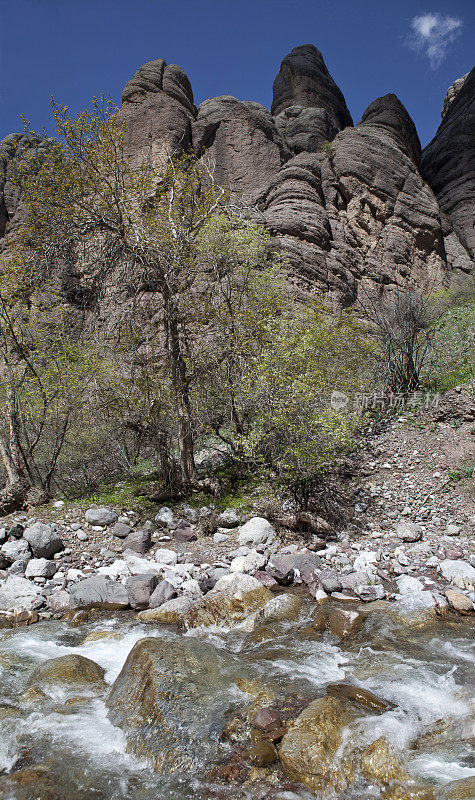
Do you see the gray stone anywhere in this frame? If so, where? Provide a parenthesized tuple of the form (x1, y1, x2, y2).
(0, 576, 44, 612)
(218, 508, 240, 528)
(149, 580, 177, 608)
(154, 548, 178, 566)
(25, 558, 57, 579)
(395, 522, 422, 543)
(126, 573, 159, 610)
(238, 517, 276, 548)
(46, 589, 71, 612)
(154, 507, 174, 527)
(440, 559, 475, 590)
(111, 522, 132, 539)
(122, 529, 152, 555)
(229, 549, 266, 574)
(0, 538, 31, 564)
(85, 507, 118, 527)
(69, 575, 129, 610)
(23, 523, 63, 558)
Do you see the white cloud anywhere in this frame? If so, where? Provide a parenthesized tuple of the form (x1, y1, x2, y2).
(408, 12, 463, 68)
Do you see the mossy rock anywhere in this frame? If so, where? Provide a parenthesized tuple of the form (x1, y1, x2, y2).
(436, 777, 475, 800)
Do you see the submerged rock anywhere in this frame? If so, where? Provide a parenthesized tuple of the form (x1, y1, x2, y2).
(29, 654, 105, 688)
(326, 683, 395, 713)
(278, 696, 355, 792)
(436, 777, 475, 800)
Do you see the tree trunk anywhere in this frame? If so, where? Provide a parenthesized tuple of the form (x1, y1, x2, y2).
(162, 289, 196, 489)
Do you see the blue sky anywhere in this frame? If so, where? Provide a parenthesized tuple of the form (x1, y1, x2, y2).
(0, 0, 473, 147)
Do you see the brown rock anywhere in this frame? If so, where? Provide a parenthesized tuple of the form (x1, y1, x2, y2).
(445, 589, 473, 614)
(248, 741, 278, 767)
(279, 696, 355, 792)
(29, 654, 105, 687)
(326, 683, 395, 713)
(327, 608, 363, 638)
(251, 707, 282, 732)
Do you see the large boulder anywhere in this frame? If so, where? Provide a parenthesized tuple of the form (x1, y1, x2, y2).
(23, 522, 63, 558)
(106, 637, 233, 770)
(69, 575, 129, 610)
(29, 654, 105, 688)
(237, 517, 276, 548)
(181, 573, 272, 630)
(25, 558, 57, 579)
(126, 573, 158, 610)
(0, 576, 44, 612)
(439, 559, 475, 591)
(279, 696, 356, 792)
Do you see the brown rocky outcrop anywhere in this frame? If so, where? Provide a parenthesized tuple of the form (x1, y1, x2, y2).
(117, 58, 197, 167)
(421, 69, 475, 264)
(1, 47, 473, 304)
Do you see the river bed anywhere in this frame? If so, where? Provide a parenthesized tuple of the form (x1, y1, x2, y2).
(0, 603, 474, 799)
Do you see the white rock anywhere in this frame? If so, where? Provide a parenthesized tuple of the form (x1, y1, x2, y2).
(154, 507, 174, 527)
(446, 524, 461, 536)
(53, 500, 64, 509)
(178, 579, 202, 599)
(439, 559, 475, 590)
(214, 532, 230, 544)
(0, 576, 43, 612)
(85, 507, 117, 527)
(1, 539, 31, 564)
(76, 530, 88, 542)
(230, 549, 266, 575)
(211, 572, 263, 597)
(97, 559, 130, 580)
(154, 548, 178, 566)
(238, 517, 275, 547)
(25, 559, 57, 579)
(218, 508, 240, 528)
(396, 575, 425, 594)
(123, 552, 159, 576)
(66, 568, 86, 582)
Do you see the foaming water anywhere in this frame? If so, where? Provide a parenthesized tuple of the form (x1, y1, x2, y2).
(0, 609, 473, 799)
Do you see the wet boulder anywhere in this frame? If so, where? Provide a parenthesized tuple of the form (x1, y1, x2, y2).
(181, 573, 272, 631)
(436, 777, 475, 800)
(326, 683, 395, 713)
(29, 654, 105, 688)
(327, 608, 363, 638)
(136, 595, 192, 623)
(23, 522, 63, 559)
(106, 637, 232, 771)
(279, 696, 356, 792)
(254, 593, 303, 628)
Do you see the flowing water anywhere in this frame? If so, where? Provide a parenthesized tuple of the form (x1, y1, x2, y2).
(0, 603, 473, 799)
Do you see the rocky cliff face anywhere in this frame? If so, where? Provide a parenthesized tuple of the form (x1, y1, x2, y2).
(1, 45, 473, 303)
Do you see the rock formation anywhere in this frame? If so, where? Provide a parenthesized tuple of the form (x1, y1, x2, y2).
(1, 47, 473, 303)
(421, 69, 475, 265)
